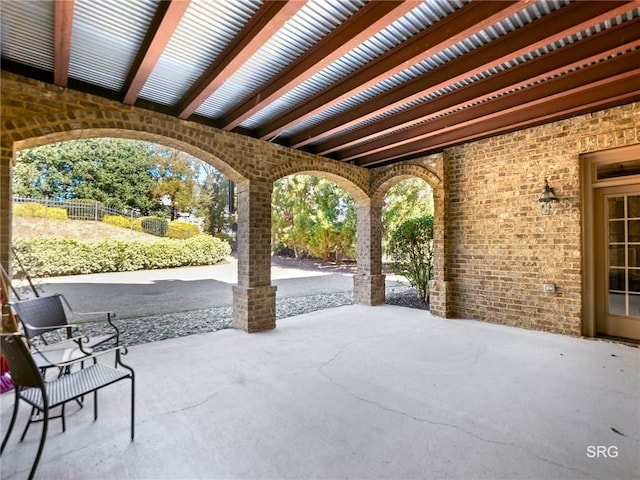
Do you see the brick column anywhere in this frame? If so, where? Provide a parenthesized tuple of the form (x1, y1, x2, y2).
(429, 162, 451, 317)
(0, 143, 12, 287)
(232, 180, 277, 332)
(354, 198, 385, 305)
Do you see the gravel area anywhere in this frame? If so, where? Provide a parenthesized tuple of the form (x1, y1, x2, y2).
(82, 283, 428, 348)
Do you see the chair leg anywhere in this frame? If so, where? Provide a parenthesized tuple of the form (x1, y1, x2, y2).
(20, 406, 37, 442)
(1, 389, 19, 453)
(61, 403, 66, 433)
(94, 391, 98, 421)
(130, 376, 135, 441)
(28, 403, 48, 480)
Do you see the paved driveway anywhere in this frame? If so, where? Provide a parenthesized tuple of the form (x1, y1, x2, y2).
(27, 257, 361, 318)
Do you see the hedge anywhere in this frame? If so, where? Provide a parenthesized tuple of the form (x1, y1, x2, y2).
(13, 203, 68, 220)
(11, 235, 231, 277)
(103, 214, 132, 229)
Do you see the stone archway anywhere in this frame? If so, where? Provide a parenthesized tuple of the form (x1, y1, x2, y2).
(0, 72, 379, 332)
(369, 156, 449, 317)
(269, 167, 380, 305)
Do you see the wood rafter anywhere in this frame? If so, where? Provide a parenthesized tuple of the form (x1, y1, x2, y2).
(356, 84, 640, 167)
(54, 0, 74, 87)
(123, 0, 191, 105)
(353, 55, 640, 166)
(318, 16, 640, 157)
(220, 0, 418, 131)
(288, 0, 636, 150)
(256, 1, 525, 144)
(177, 1, 305, 120)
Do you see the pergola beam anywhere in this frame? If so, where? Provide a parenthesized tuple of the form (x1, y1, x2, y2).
(327, 19, 640, 159)
(221, 0, 418, 131)
(178, 1, 304, 120)
(256, 1, 524, 142)
(354, 63, 640, 166)
(53, 0, 75, 87)
(314, 4, 640, 156)
(123, 0, 191, 105)
(292, 1, 636, 152)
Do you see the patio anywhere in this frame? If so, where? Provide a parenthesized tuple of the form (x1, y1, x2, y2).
(1, 305, 638, 480)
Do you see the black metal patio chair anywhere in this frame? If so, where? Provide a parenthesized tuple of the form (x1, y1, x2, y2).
(0, 332, 135, 480)
(10, 293, 120, 359)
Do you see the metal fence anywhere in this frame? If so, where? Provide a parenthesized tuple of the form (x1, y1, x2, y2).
(12, 195, 140, 222)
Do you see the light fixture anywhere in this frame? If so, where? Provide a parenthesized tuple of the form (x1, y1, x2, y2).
(538, 178, 558, 215)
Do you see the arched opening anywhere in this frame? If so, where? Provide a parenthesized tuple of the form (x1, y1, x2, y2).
(381, 177, 434, 310)
(3, 130, 245, 338)
(270, 173, 360, 316)
(370, 159, 446, 316)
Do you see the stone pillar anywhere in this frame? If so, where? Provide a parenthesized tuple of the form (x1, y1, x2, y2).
(232, 180, 277, 332)
(0, 143, 12, 289)
(354, 198, 385, 305)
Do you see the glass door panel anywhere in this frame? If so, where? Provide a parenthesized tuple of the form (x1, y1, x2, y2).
(607, 194, 640, 318)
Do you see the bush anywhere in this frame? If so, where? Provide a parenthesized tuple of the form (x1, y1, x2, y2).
(13, 202, 68, 220)
(103, 214, 133, 229)
(388, 215, 434, 303)
(11, 235, 231, 277)
(166, 221, 199, 239)
(132, 216, 168, 237)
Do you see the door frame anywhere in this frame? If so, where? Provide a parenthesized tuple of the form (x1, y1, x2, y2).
(581, 144, 640, 337)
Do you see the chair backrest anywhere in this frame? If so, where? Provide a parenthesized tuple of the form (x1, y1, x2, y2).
(11, 294, 69, 340)
(0, 334, 44, 388)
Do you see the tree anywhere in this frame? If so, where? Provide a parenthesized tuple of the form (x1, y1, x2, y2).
(271, 175, 356, 261)
(388, 215, 434, 303)
(152, 148, 198, 220)
(197, 163, 235, 237)
(14, 138, 159, 213)
(382, 178, 433, 256)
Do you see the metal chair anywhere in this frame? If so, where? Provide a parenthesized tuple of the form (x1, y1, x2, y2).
(0, 332, 135, 480)
(10, 293, 120, 356)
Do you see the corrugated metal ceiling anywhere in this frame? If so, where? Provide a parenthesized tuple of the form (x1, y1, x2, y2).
(1, 0, 638, 167)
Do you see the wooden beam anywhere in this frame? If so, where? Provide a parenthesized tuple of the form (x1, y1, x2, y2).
(319, 17, 640, 156)
(289, 0, 636, 149)
(253, 1, 525, 143)
(357, 87, 640, 167)
(220, 1, 419, 131)
(123, 0, 191, 105)
(353, 66, 640, 166)
(54, 0, 75, 87)
(342, 51, 639, 161)
(177, 1, 305, 120)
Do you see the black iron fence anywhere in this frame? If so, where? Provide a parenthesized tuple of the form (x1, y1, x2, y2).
(12, 195, 140, 223)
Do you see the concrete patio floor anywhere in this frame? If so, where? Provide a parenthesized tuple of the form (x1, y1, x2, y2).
(1, 305, 639, 480)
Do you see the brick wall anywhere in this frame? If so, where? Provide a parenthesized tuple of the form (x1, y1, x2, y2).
(3, 70, 638, 336)
(444, 103, 639, 335)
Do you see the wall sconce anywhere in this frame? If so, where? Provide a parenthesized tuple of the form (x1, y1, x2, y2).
(538, 178, 558, 215)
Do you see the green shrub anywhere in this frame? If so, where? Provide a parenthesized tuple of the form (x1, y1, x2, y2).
(11, 235, 231, 277)
(66, 199, 104, 221)
(389, 215, 434, 303)
(103, 214, 132, 229)
(166, 221, 199, 239)
(13, 203, 68, 220)
(132, 216, 168, 237)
